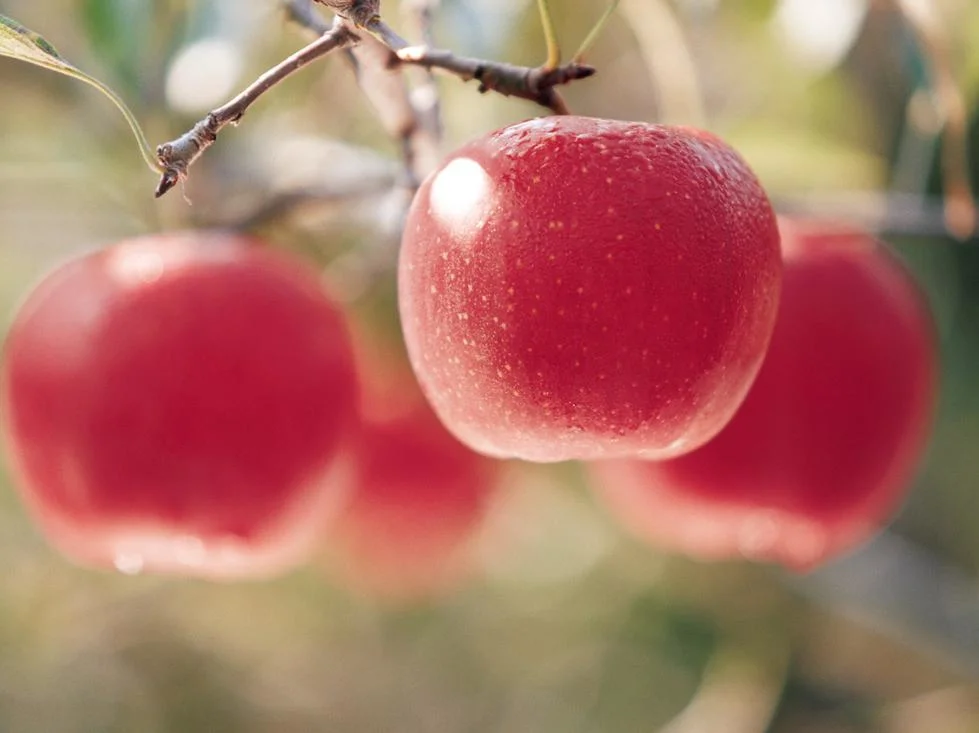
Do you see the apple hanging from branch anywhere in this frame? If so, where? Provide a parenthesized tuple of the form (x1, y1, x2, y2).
(588, 218, 938, 571)
(1, 233, 361, 579)
(398, 116, 783, 463)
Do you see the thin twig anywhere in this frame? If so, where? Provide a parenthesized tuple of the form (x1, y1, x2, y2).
(155, 5, 598, 197)
(883, 0, 975, 239)
(401, 0, 445, 158)
(284, 0, 331, 35)
(313, 0, 379, 29)
(574, 0, 622, 63)
(344, 37, 433, 181)
(404, 0, 440, 49)
(617, 0, 705, 127)
(286, 0, 442, 185)
(774, 191, 979, 241)
(787, 528, 979, 681)
(658, 638, 789, 733)
(227, 179, 397, 231)
(154, 18, 357, 198)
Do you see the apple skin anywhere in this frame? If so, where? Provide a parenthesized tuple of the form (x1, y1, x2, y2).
(589, 219, 938, 571)
(398, 116, 782, 462)
(327, 396, 500, 601)
(0, 232, 360, 579)
(325, 338, 500, 601)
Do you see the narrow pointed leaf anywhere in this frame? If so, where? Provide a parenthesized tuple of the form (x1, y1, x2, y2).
(0, 13, 161, 173)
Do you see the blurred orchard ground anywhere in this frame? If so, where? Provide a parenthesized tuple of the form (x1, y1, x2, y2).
(1, 0, 979, 731)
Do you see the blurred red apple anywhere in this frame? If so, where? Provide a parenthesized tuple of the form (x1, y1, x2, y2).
(325, 338, 500, 601)
(0, 232, 359, 579)
(399, 116, 782, 462)
(589, 219, 938, 570)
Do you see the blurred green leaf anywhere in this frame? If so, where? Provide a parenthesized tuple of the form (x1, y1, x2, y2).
(0, 13, 161, 174)
(720, 0, 778, 25)
(80, 0, 152, 92)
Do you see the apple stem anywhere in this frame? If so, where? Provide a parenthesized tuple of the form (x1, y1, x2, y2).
(572, 0, 621, 63)
(536, 0, 563, 71)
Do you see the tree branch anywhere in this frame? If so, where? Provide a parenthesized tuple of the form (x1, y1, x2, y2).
(285, 0, 441, 186)
(155, 4, 598, 198)
(365, 18, 594, 115)
(284, 0, 331, 35)
(774, 191, 979, 241)
(154, 18, 357, 198)
(226, 177, 397, 232)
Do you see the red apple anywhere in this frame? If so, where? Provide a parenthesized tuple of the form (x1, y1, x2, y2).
(0, 232, 359, 579)
(398, 116, 782, 462)
(325, 339, 500, 601)
(589, 219, 938, 571)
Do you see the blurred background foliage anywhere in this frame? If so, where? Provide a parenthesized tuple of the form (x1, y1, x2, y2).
(2, 0, 979, 731)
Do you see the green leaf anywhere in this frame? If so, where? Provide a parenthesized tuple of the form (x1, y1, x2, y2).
(0, 13, 161, 173)
(81, 0, 158, 96)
